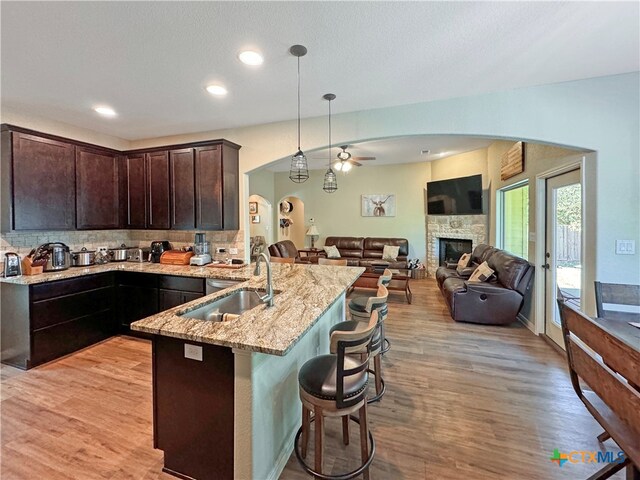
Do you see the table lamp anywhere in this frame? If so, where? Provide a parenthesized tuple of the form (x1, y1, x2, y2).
(306, 225, 319, 249)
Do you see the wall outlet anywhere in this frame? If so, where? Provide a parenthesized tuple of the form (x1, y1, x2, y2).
(229, 248, 238, 255)
(216, 247, 227, 254)
(97, 245, 108, 254)
(184, 344, 203, 361)
(528, 232, 536, 242)
(615, 240, 635, 255)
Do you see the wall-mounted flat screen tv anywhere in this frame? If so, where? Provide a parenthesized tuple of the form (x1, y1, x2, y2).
(426, 174, 483, 215)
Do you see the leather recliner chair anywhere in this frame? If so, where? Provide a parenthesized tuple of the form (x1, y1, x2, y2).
(267, 240, 317, 264)
(436, 245, 534, 325)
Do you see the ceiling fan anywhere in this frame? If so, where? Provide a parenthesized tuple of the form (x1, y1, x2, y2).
(333, 145, 375, 172)
(311, 145, 376, 171)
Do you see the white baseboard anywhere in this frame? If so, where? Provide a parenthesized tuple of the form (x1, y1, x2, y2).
(517, 313, 536, 333)
(265, 423, 298, 480)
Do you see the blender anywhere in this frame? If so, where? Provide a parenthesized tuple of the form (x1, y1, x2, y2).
(190, 232, 212, 266)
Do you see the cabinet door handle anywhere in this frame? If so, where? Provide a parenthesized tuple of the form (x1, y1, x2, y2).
(148, 157, 153, 226)
(126, 159, 131, 226)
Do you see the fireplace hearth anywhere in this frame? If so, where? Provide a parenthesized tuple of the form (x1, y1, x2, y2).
(426, 214, 487, 277)
(438, 238, 472, 266)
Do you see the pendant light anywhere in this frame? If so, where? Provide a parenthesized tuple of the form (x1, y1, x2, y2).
(322, 93, 338, 193)
(289, 45, 309, 183)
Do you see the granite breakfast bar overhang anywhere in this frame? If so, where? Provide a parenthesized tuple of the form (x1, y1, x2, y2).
(131, 263, 364, 480)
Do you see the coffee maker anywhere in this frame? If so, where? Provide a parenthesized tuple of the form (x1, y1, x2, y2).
(150, 241, 172, 263)
(190, 233, 212, 266)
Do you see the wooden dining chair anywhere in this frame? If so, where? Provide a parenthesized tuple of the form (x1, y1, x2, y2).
(557, 301, 640, 479)
(318, 258, 348, 266)
(594, 281, 640, 317)
(269, 256, 295, 264)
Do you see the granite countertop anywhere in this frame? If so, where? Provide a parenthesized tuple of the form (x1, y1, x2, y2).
(131, 263, 364, 356)
(0, 261, 254, 285)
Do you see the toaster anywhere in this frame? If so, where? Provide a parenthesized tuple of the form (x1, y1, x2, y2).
(3, 252, 22, 277)
(127, 247, 151, 263)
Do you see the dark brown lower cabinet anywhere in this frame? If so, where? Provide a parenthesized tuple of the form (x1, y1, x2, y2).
(0, 272, 207, 370)
(159, 289, 204, 310)
(116, 272, 159, 339)
(153, 335, 234, 480)
(158, 275, 205, 310)
(0, 273, 117, 369)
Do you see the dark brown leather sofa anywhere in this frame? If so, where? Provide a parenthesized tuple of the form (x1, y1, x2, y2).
(323, 237, 408, 269)
(436, 244, 534, 325)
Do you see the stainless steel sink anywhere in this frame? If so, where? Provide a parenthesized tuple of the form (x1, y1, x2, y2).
(181, 289, 270, 322)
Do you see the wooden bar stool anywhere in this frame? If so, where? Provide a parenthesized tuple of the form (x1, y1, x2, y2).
(334, 285, 389, 403)
(349, 269, 392, 354)
(294, 310, 379, 480)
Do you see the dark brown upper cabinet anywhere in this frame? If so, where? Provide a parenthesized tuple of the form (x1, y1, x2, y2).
(170, 148, 196, 229)
(119, 154, 147, 229)
(195, 145, 222, 230)
(146, 151, 170, 230)
(1, 125, 240, 232)
(2, 131, 76, 231)
(195, 144, 239, 230)
(76, 147, 119, 229)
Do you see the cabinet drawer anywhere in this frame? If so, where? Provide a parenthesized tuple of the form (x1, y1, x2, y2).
(158, 275, 205, 294)
(31, 273, 114, 302)
(30, 310, 116, 367)
(31, 286, 114, 330)
(116, 272, 158, 289)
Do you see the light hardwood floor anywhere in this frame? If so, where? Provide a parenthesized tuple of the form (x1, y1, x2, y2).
(0, 279, 625, 479)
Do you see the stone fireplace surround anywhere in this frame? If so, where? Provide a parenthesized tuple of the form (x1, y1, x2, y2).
(426, 214, 487, 278)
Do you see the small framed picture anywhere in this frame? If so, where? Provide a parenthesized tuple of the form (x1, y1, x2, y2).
(249, 202, 258, 214)
(251, 215, 260, 224)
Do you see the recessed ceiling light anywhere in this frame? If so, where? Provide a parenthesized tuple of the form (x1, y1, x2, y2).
(93, 106, 116, 117)
(206, 84, 228, 96)
(238, 50, 263, 66)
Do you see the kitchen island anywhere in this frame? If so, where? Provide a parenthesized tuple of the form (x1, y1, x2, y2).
(131, 263, 363, 480)
(1, 261, 363, 479)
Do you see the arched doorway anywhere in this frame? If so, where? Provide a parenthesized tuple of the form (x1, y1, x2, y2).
(248, 194, 273, 261)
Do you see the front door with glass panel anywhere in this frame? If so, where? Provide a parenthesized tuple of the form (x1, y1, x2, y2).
(544, 169, 582, 347)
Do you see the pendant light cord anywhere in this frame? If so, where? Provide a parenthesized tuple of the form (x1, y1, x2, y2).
(297, 56, 301, 151)
(328, 99, 332, 167)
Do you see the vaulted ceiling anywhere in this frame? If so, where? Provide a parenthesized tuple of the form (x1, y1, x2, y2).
(2, 1, 638, 140)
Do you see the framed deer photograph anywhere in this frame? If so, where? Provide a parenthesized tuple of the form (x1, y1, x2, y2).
(361, 194, 396, 217)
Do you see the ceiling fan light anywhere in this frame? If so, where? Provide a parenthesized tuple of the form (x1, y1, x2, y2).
(337, 150, 351, 161)
(342, 161, 353, 172)
(333, 161, 342, 171)
(323, 168, 338, 193)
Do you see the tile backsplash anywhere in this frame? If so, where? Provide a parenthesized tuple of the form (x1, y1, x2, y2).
(0, 229, 245, 260)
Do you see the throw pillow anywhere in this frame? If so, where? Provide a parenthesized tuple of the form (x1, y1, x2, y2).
(382, 245, 400, 261)
(323, 245, 341, 259)
(468, 261, 494, 282)
(457, 253, 471, 269)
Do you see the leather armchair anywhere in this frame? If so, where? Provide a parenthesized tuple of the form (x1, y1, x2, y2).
(267, 240, 317, 264)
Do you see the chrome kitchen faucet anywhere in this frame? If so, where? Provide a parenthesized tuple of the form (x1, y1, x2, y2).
(253, 253, 275, 307)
